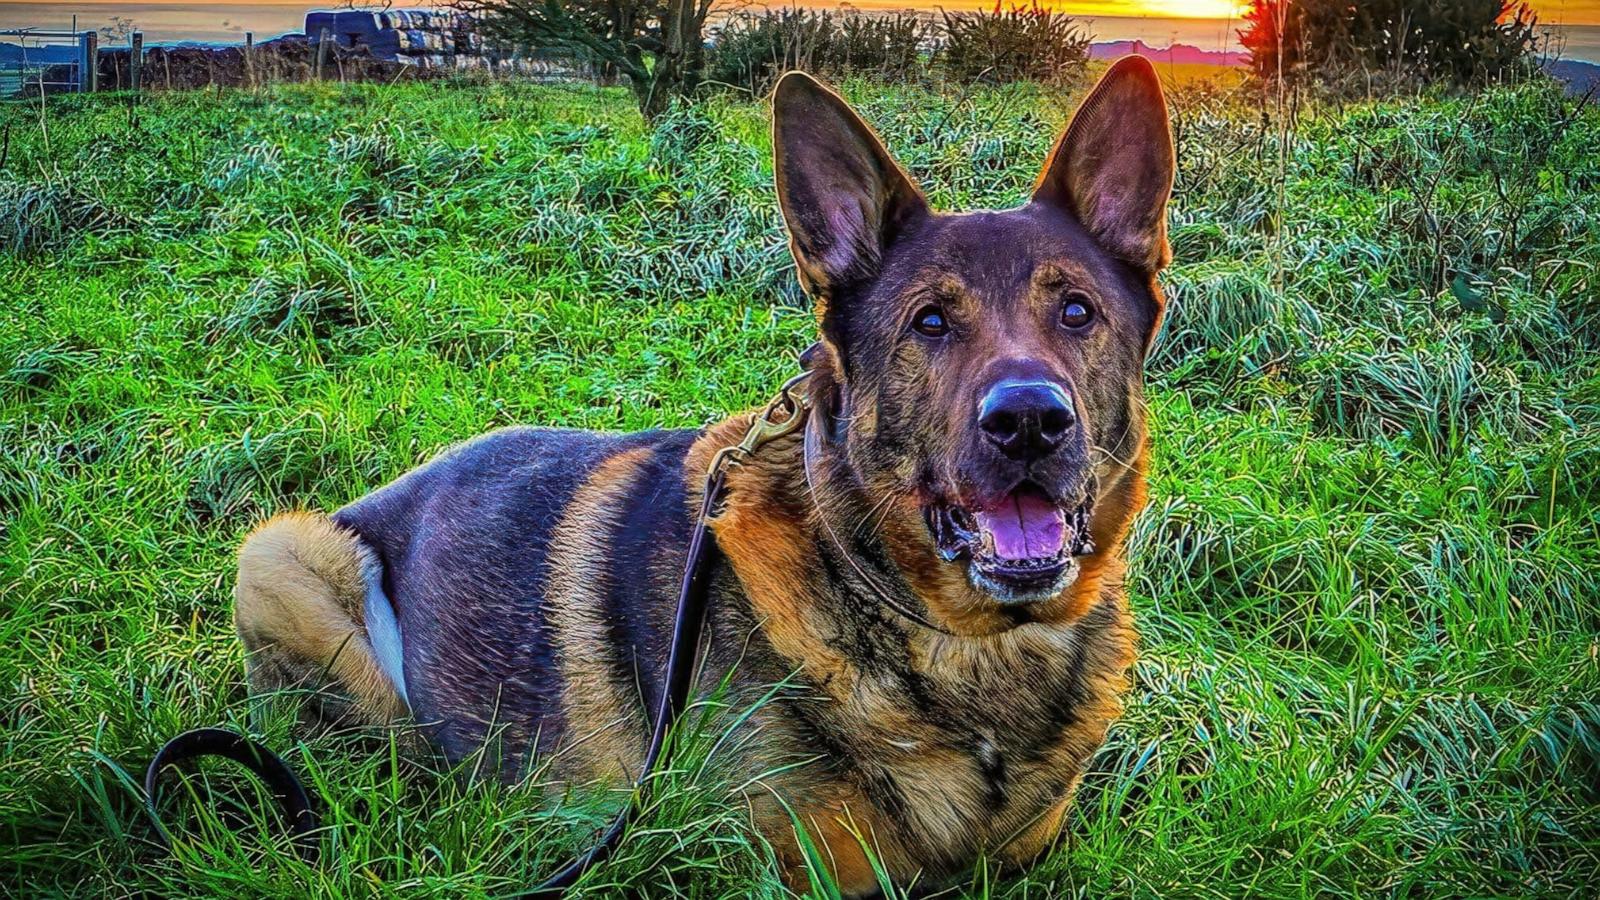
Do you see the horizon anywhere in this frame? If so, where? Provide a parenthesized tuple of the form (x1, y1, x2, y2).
(4, 0, 1599, 56)
(0, 0, 1596, 25)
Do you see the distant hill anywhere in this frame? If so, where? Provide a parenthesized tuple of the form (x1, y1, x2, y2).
(1546, 58, 1600, 96)
(1090, 41, 1600, 96)
(0, 42, 78, 65)
(1091, 40, 1246, 67)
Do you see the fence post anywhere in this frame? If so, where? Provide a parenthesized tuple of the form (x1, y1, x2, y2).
(244, 32, 254, 88)
(130, 32, 143, 92)
(80, 30, 98, 92)
(316, 28, 330, 80)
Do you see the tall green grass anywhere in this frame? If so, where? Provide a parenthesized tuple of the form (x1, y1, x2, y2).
(1, 76, 1597, 896)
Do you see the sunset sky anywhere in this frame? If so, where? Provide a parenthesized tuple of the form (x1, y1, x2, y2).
(1051, 1, 1600, 22)
(4, 0, 1597, 25)
(800, 0, 1600, 25)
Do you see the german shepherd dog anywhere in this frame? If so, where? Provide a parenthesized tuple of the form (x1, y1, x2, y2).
(233, 57, 1174, 893)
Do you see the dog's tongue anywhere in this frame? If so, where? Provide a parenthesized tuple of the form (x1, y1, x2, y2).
(975, 491, 1065, 561)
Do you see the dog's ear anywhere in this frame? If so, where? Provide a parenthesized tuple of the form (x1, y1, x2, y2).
(772, 72, 928, 302)
(1033, 56, 1175, 273)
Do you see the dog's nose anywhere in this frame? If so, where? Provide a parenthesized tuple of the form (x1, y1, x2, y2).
(978, 380, 1076, 460)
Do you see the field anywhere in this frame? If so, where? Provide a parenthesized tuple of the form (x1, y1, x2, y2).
(2, 74, 1598, 896)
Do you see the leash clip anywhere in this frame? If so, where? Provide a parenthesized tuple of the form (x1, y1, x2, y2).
(708, 370, 812, 478)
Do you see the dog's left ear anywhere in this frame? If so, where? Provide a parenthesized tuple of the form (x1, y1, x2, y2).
(771, 72, 928, 303)
(1033, 56, 1175, 273)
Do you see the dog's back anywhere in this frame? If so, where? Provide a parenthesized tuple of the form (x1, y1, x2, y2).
(239, 426, 708, 774)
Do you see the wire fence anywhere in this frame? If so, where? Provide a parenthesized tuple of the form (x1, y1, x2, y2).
(1, 28, 93, 97)
(3, 9, 601, 101)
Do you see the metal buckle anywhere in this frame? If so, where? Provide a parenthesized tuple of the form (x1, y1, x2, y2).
(707, 370, 812, 479)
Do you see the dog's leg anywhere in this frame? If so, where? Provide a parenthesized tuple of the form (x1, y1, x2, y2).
(758, 797, 886, 899)
(996, 779, 1079, 867)
(234, 511, 407, 730)
(804, 809, 882, 898)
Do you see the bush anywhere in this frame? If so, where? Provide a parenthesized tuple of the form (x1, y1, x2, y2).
(706, 9, 934, 96)
(1241, 0, 1540, 89)
(939, 2, 1090, 85)
(706, 5, 1091, 95)
(834, 11, 931, 80)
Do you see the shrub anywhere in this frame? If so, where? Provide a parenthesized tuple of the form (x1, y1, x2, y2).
(1241, 0, 1540, 88)
(707, 4, 1093, 95)
(939, 2, 1090, 86)
(706, 9, 933, 96)
(833, 11, 930, 80)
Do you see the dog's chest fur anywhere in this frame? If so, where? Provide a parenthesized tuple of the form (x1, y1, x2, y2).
(748, 574, 1135, 870)
(704, 441, 1136, 869)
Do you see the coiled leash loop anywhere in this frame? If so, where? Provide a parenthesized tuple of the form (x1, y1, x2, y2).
(143, 727, 321, 861)
(144, 372, 813, 897)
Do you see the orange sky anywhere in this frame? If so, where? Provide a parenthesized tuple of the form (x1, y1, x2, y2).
(1041, 1, 1598, 22)
(9, 0, 1596, 25)
(815, 1, 1599, 25)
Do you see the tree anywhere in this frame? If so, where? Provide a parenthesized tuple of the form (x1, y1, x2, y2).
(1241, 0, 1539, 87)
(99, 16, 136, 43)
(1238, 1, 1300, 79)
(462, 0, 717, 120)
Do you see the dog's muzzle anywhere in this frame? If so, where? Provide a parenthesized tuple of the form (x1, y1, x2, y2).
(924, 483, 1095, 604)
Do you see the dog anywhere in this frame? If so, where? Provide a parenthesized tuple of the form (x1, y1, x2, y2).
(232, 57, 1173, 894)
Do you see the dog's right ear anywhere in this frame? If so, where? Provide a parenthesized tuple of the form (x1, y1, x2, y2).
(771, 72, 928, 304)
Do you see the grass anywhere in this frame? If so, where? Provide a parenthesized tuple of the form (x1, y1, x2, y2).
(1, 74, 1598, 897)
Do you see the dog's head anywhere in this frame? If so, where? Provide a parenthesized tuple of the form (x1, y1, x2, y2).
(772, 59, 1174, 625)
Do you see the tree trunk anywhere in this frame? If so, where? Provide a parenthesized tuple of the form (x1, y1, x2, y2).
(632, 0, 704, 121)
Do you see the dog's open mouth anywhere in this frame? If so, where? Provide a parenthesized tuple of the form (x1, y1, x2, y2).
(924, 483, 1094, 603)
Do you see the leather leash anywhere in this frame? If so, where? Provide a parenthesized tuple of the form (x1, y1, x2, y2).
(143, 372, 814, 896)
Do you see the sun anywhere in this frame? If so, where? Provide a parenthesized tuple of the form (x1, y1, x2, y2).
(1138, 1, 1249, 17)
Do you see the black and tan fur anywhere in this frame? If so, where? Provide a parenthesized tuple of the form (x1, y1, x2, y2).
(234, 58, 1175, 894)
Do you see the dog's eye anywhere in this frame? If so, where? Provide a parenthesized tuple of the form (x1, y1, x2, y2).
(1059, 295, 1094, 329)
(911, 304, 950, 337)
